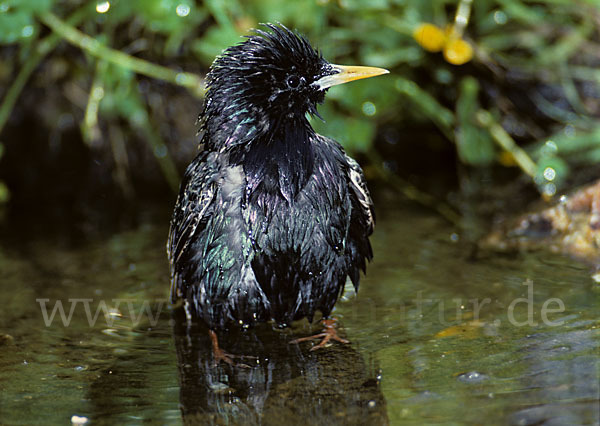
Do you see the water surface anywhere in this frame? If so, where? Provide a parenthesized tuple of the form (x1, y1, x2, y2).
(0, 205, 598, 424)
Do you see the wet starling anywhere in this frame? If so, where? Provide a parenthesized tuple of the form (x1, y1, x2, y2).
(168, 24, 387, 360)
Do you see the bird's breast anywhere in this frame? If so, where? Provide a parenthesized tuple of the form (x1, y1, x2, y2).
(241, 153, 350, 262)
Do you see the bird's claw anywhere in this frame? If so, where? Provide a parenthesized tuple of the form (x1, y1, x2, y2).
(212, 348, 256, 368)
(289, 319, 350, 350)
(209, 329, 256, 368)
(309, 332, 349, 351)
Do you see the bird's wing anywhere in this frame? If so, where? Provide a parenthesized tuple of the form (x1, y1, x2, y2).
(340, 152, 375, 289)
(167, 151, 218, 301)
(344, 154, 375, 235)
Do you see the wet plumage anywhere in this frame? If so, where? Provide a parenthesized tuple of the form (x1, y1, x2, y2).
(168, 24, 384, 334)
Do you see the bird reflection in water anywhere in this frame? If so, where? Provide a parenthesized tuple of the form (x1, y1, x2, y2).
(172, 308, 388, 425)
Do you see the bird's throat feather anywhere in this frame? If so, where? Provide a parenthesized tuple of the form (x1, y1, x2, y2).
(232, 117, 315, 204)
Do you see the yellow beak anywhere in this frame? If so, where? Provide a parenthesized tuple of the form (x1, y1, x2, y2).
(312, 64, 389, 90)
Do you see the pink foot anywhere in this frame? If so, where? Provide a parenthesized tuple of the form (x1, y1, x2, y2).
(289, 319, 350, 351)
(209, 330, 254, 368)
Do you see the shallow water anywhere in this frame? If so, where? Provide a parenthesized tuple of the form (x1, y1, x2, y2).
(0, 205, 598, 425)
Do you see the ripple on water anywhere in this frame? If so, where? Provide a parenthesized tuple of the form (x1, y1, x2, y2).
(456, 371, 489, 384)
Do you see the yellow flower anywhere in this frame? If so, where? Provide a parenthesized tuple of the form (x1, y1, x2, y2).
(443, 37, 473, 65)
(413, 23, 446, 52)
(414, 22, 474, 65)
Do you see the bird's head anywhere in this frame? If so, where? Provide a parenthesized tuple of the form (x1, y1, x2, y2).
(202, 24, 388, 147)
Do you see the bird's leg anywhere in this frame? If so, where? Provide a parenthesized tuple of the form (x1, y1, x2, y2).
(289, 318, 350, 351)
(209, 330, 252, 368)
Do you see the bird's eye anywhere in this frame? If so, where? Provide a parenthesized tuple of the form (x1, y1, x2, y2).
(286, 75, 300, 88)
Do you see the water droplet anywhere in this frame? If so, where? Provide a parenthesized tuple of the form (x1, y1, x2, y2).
(493, 10, 507, 25)
(361, 101, 376, 116)
(457, 371, 489, 383)
(71, 415, 89, 425)
(542, 140, 558, 155)
(543, 167, 556, 181)
(96, 1, 110, 13)
(543, 183, 556, 197)
(21, 25, 34, 38)
(0, 4, 9, 13)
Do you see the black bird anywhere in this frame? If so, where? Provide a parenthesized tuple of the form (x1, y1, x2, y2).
(168, 24, 387, 362)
